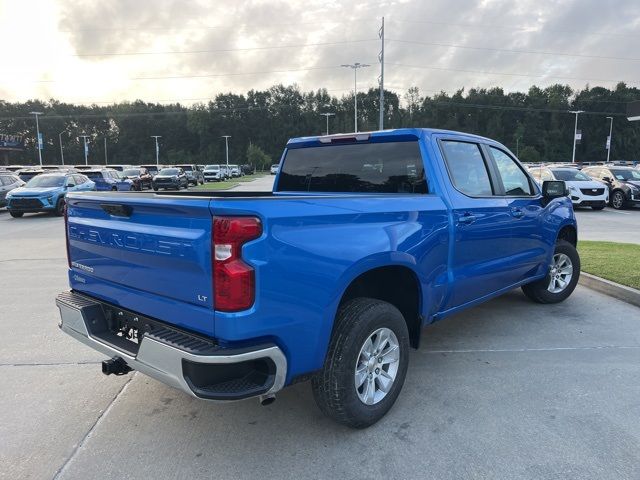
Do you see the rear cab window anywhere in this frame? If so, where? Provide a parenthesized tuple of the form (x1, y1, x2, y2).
(277, 141, 428, 194)
(439, 140, 493, 196)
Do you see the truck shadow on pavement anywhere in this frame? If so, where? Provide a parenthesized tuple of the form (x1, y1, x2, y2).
(55, 287, 640, 479)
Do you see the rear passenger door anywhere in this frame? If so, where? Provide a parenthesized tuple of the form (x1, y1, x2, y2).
(485, 146, 547, 284)
(438, 139, 514, 308)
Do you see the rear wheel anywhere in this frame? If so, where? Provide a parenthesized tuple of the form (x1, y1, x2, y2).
(152, 186, 158, 191)
(611, 190, 626, 210)
(111, 186, 117, 191)
(522, 240, 580, 304)
(9, 211, 23, 218)
(312, 298, 410, 428)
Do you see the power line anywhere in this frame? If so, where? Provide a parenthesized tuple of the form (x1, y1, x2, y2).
(57, 18, 379, 33)
(388, 18, 640, 40)
(388, 38, 640, 62)
(70, 38, 378, 57)
(386, 62, 631, 85)
(0, 64, 378, 84)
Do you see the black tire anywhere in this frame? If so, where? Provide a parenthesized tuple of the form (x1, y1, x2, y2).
(54, 198, 65, 217)
(521, 240, 580, 304)
(591, 205, 606, 210)
(610, 190, 626, 210)
(311, 298, 410, 429)
(9, 211, 23, 218)
(111, 186, 117, 191)
(152, 187, 158, 192)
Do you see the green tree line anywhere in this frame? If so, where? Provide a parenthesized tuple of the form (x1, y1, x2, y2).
(1, 82, 638, 167)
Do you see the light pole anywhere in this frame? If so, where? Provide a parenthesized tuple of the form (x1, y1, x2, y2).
(341, 62, 370, 132)
(569, 110, 584, 163)
(606, 116, 614, 163)
(222, 135, 231, 166)
(30, 111, 43, 165)
(320, 112, 335, 135)
(104, 137, 108, 164)
(58, 130, 66, 165)
(78, 135, 90, 165)
(151, 136, 161, 167)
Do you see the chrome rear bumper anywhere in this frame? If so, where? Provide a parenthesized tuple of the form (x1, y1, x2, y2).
(56, 291, 287, 401)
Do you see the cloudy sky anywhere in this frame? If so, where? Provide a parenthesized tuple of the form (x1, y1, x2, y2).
(1, 0, 638, 105)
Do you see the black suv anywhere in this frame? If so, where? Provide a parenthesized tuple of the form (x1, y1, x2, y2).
(152, 167, 189, 191)
(583, 166, 640, 209)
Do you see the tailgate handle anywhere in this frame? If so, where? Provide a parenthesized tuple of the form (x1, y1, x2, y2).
(101, 203, 133, 217)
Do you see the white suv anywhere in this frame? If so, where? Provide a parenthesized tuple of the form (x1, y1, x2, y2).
(203, 165, 223, 182)
(270, 164, 279, 175)
(530, 166, 609, 210)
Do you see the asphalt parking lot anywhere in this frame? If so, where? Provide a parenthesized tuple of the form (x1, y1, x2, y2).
(1, 179, 639, 480)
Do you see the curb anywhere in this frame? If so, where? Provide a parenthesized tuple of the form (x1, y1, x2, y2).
(579, 272, 640, 308)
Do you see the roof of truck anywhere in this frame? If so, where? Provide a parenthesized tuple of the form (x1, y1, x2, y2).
(286, 128, 498, 148)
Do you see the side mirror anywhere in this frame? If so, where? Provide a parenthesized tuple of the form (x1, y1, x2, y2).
(542, 180, 567, 205)
(602, 176, 612, 183)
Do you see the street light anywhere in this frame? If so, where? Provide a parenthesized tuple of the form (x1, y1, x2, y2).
(320, 112, 335, 135)
(58, 130, 66, 165)
(341, 62, 370, 132)
(78, 135, 90, 166)
(222, 135, 231, 166)
(569, 110, 584, 163)
(606, 116, 614, 163)
(151, 136, 161, 167)
(30, 111, 43, 166)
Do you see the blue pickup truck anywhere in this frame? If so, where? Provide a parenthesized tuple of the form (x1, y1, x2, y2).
(56, 128, 579, 428)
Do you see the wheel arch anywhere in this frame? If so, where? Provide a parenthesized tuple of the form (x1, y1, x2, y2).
(335, 264, 423, 349)
(557, 224, 577, 246)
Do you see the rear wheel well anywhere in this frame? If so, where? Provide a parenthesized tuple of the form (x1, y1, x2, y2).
(557, 225, 577, 246)
(339, 266, 422, 348)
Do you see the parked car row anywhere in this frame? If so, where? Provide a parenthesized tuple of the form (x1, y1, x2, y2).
(202, 164, 247, 182)
(526, 163, 640, 210)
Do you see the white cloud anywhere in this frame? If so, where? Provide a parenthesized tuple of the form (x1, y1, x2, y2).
(0, 0, 638, 104)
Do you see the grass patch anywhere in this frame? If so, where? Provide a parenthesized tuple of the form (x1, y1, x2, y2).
(190, 173, 267, 191)
(578, 241, 640, 290)
(191, 181, 239, 191)
(236, 173, 267, 182)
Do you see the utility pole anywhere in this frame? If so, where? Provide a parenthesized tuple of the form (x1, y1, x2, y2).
(151, 136, 161, 167)
(569, 110, 584, 163)
(78, 135, 90, 165)
(606, 116, 614, 163)
(104, 137, 108, 164)
(341, 62, 370, 132)
(378, 17, 385, 130)
(222, 135, 231, 166)
(30, 111, 43, 165)
(320, 112, 335, 135)
(58, 130, 66, 165)
(516, 136, 520, 157)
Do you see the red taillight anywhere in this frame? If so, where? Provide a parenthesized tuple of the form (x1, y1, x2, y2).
(64, 201, 71, 268)
(213, 216, 262, 312)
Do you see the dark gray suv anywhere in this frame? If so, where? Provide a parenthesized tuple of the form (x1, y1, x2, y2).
(0, 173, 25, 207)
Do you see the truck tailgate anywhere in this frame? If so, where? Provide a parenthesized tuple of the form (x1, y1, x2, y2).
(66, 193, 214, 334)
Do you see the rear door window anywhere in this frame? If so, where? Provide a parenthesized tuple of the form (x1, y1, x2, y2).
(489, 147, 534, 196)
(440, 140, 493, 196)
(278, 141, 427, 193)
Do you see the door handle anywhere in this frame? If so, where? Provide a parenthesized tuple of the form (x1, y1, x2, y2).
(511, 207, 524, 218)
(458, 213, 476, 225)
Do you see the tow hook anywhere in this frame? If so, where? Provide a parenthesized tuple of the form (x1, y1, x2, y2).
(102, 356, 132, 376)
(258, 393, 276, 406)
